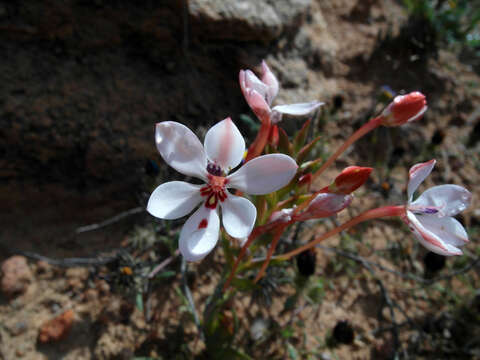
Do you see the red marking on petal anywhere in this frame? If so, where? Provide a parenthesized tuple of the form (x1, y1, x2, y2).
(218, 117, 234, 168)
(205, 194, 218, 209)
(198, 219, 208, 229)
(200, 185, 212, 197)
(201, 176, 228, 208)
(406, 214, 449, 252)
(218, 190, 227, 202)
(409, 159, 435, 178)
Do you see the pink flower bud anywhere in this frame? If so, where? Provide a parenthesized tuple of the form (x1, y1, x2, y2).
(260, 60, 279, 105)
(323, 166, 372, 195)
(295, 193, 353, 221)
(381, 91, 427, 126)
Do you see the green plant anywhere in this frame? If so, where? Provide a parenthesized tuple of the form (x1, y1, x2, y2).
(403, 0, 480, 47)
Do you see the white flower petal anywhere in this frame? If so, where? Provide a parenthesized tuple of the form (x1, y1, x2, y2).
(411, 184, 472, 217)
(227, 154, 298, 195)
(147, 181, 203, 220)
(245, 89, 272, 122)
(272, 101, 324, 116)
(204, 117, 245, 172)
(244, 69, 268, 99)
(155, 122, 208, 180)
(220, 194, 257, 238)
(179, 205, 220, 262)
(239, 70, 247, 96)
(261, 61, 279, 105)
(406, 211, 462, 256)
(407, 159, 436, 201)
(418, 215, 469, 247)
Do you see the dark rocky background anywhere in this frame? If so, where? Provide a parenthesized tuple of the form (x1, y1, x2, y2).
(0, 0, 478, 258)
(1, 0, 316, 256)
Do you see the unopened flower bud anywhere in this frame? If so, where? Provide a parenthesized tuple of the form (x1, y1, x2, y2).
(261, 60, 279, 105)
(325, 166, 372, 195)
(295, 193, 353, 221)
(381, 91, 427, 126)
(298, 173, 312, 189)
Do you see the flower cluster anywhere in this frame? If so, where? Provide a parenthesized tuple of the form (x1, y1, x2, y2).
(147, 60, 472, 270)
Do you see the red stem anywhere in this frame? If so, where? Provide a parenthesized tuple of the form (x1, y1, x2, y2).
(312, 116, 382, 181)
(277, 205, 405, 260)
(223, 219, 291, 291)
(253, 224, 287, 283)
(246, 116, 271, 162)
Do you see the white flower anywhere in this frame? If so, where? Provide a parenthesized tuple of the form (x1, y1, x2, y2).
(239, 61, 323, 124)
(147, 118, 298, 261)
(404, 159, 472, 256)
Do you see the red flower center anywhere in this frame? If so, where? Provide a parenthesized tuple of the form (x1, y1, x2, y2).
(200, 175, 229, 209)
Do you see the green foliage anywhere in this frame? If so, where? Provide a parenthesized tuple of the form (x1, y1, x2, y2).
(306, 278, 325, 304)
(403, 0, 480, 47)
(286, 342, 300, 359)
(239, 114, 261, 133)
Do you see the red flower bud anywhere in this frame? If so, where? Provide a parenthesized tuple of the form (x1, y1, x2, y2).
(325, 166, 372, 195)
(381, 91, 427, 126)
(298, 173, 312, 189)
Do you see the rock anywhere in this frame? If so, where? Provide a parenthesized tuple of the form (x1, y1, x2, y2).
(189, 0, 311, 42)
(1, 256, 33, 299)
(250, 318, 269, 341)
(38, 309, 75, 343)
(273, 58, 309, 89)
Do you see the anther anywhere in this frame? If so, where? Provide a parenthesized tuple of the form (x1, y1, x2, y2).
(207, 162, 223, 176)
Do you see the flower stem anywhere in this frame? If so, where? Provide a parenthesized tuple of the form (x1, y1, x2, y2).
(223, 219, 290, 291)
(253, 224, 287, 283)
(246, 116, 271, 162)
(223, 227, 262, 291)
(277, 205, 405, 260)
(312, 116, 382, 181)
